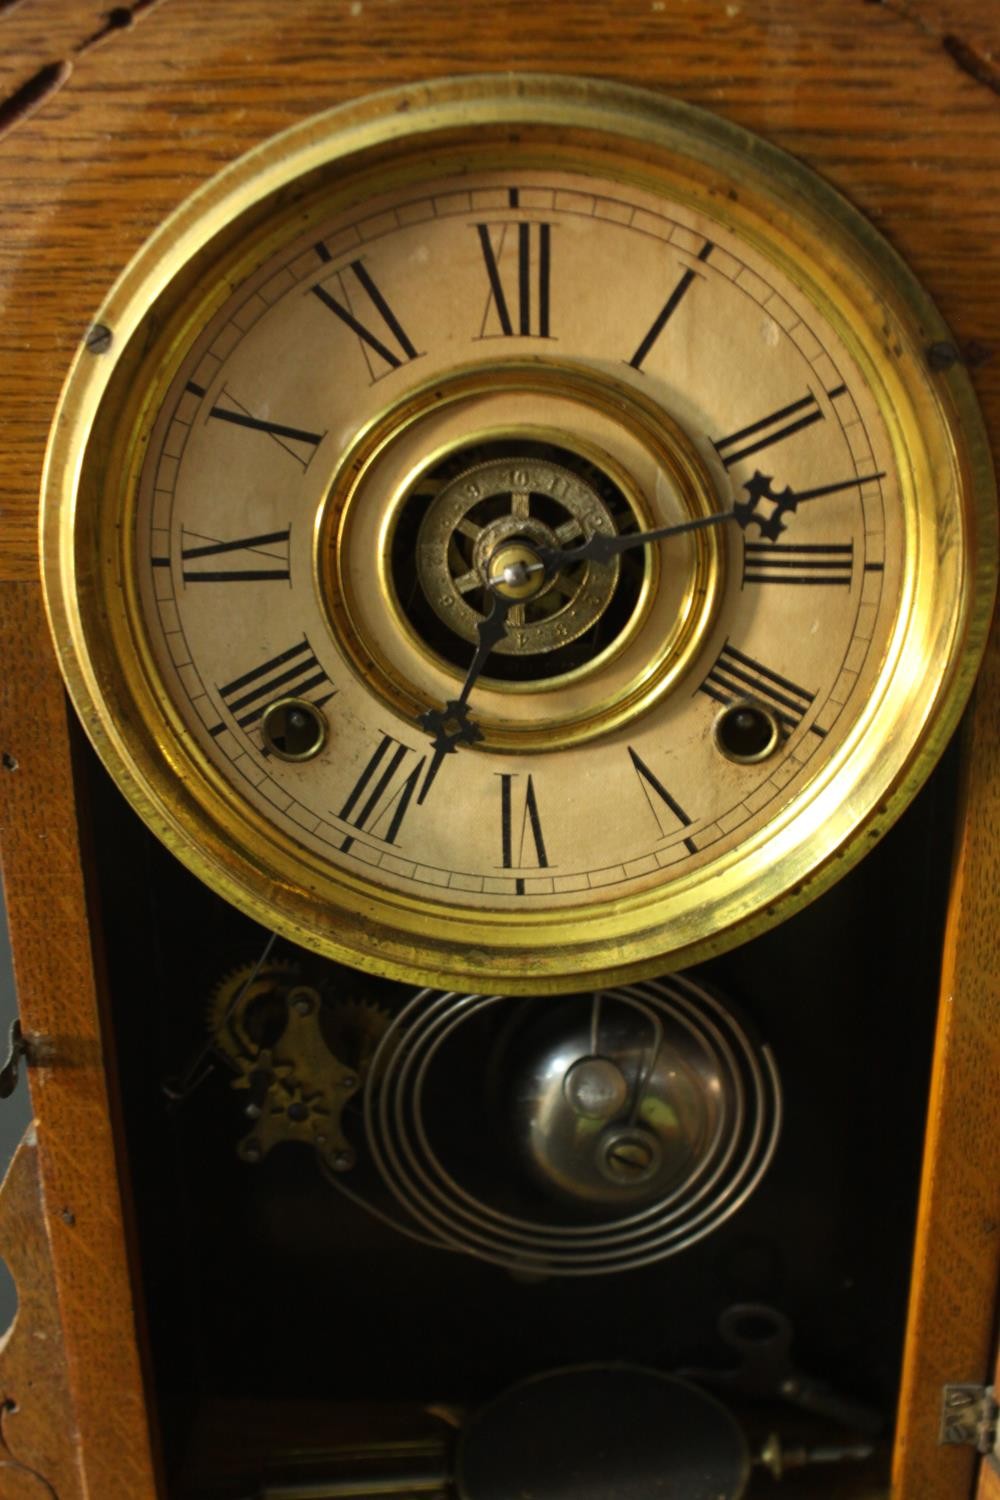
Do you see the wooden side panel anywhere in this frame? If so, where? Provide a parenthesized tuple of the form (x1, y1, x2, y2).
(981, 1462, 1000, 1500)
(0, 1131, 79, 1499)
(894, 609, 1000, 1500)
(975, 1320, 1000, 1497)
(0, 582, 159, 1500)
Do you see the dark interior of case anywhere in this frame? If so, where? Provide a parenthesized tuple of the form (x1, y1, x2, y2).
(78, 721, 961, 1500)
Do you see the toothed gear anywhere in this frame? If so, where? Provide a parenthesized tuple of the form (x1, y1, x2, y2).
(323, 998, 393, 1078)
(207, 958, 300, 1061)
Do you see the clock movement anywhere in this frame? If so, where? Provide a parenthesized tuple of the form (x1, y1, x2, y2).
(0, 6, 998, 1500)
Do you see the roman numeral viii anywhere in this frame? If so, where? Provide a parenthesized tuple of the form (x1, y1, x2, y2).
(312, 249, 419, 376)
(699, 643, 822, 738)
(476, 222, 552, 338)
(209, 637, 333, 736)
(742, 541, 853, 587)
(499, 774, 549, 884)
(337, 734, 425, 854)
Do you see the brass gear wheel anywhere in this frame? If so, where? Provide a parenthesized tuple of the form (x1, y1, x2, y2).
(207, 958, 301, 1062)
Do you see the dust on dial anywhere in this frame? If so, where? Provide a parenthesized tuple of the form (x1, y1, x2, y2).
(41, 75, 996, 992)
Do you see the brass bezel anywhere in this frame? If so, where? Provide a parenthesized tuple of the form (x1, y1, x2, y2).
(40, 74, 997, 994)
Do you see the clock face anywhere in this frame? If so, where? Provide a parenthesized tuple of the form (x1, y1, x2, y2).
(42, 77, 995, 991)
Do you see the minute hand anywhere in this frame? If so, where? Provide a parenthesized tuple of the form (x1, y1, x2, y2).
(535, 507, 737, 571)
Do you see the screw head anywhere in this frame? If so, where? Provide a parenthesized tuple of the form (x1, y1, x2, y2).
(85, 323, 113, 354)
(598, 1127, 663, 1187)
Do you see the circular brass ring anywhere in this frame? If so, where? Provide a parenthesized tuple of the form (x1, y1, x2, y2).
(314, 360, 725, 751)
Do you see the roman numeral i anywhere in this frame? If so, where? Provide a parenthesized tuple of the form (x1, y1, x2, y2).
(312, 250, 420, 376)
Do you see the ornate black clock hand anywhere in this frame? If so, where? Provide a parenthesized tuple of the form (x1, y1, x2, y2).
(417, 587, 513, 804)
(417, 508, 736, 803)
(533, 506, 737, 572)
(733, 470, 886, 541)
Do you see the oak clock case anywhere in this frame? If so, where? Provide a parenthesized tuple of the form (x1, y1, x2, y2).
(39, 77, 996, 1499)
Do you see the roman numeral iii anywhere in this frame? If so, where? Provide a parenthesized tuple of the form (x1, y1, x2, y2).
(742, 541, 853, 587)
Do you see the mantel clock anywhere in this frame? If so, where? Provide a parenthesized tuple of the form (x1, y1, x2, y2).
(0, 8, 998, 1500)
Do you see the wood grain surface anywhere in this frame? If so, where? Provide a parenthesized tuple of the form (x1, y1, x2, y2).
(0, 583, 159, 1500)
(0, 2, 998, 1498)
(0, 1131, 78, 1499)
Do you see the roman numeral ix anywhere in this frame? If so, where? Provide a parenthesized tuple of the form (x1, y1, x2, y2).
(208, 637, 333, 737)
(699, 643, 822, 738)
(312, 249, 419, 375)
(476, 221, 552, 338)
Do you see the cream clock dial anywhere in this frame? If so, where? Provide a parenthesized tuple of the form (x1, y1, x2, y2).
(42, 76, 996, 992)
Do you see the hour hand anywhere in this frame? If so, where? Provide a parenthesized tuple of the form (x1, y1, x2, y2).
(417, 589, 512, 803)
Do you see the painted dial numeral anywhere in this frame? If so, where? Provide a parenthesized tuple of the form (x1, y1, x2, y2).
(180, 527, 291, 583)
(209, 637, 333, 736)
(476, 221, 552, 338)
(627, 747, 697, 853)
(337, 734, 425, 852)
(628, 241, 712, 371)
(699, 643, 821, 737)
(499, 773, 549, 872)
(312, 250, 419, 374)
(742, 541, 853, 587)
(714, 392, 824, 469)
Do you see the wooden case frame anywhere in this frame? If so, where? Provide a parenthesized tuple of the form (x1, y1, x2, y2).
(0, 3, 997, 1498)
